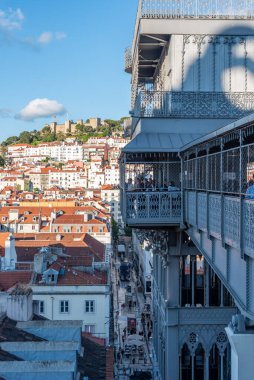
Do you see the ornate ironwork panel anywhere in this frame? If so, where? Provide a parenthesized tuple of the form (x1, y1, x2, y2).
(126, 191, 181, 225)
(178, 307, 237, 325)
(134, 91, 254, 119)
(140, 0, 254, 19)
(224, 197, 240, 248)
(209, 194, 222, 238)
(197, 192, 207, 231)
(187, 191, 196, 225)
(243, 200, 254, 256)
(124, 47, 132, 73)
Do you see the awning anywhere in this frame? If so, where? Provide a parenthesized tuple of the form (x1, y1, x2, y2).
(122, 132, 203, 153)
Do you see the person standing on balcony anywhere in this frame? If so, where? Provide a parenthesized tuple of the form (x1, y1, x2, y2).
(245, 179, 254, 199)
(127, 178, 135, 191)
(168, 181, 179, 192)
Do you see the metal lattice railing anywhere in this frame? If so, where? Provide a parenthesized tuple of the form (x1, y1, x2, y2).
(184, 141, 254, 196)
(126, 191, 181, 223)
(122, 161, 181, 191)
(120, 157, 182, 225)
(133, 91, 254, 119)
(124, 47, 132, 73)
(140, 0, 254, 20)
(183, 123, 254, 255)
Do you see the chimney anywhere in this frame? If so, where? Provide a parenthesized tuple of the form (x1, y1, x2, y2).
(4, 233, 17, 270)
(84, 213, 92, 222)
(56, 234, 62, 241)
(7, 285, 33, 322)
(50, 211, 57, 220)
(34, 252, 46, 274)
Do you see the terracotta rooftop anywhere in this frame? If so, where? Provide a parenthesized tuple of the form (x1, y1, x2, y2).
(0, 271, 33, 291)
(14, 233, 105, 262)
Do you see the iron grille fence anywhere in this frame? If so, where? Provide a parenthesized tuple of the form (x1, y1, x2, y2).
(133, 91, 254, 119)
(184, 141, 254, 195)
(122, 161, 181, 191)
(120, 158, 182, 224)
(126, 191, 181, 223)
(124, 47, 132, 72)
(140, 0, 254, 19)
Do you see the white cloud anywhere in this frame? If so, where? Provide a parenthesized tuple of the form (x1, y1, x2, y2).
(38, 31, 53, 44)
(16, 98, 67, 121)
(37, 31, 67, 45)
(55, 32, 67, 40)
(0, 8, 24, 31)
(0, 108, 13, 118)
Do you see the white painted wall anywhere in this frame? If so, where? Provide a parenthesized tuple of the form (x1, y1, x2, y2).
(31, 285, 110, 340)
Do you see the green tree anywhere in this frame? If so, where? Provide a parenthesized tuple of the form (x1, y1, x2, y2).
(104, 119, 118, 128)
(56, 132, 65, 141)
(19, 131, 33, 144)
(124, 226, 132, 237)
(111, 217, 119, 243)
(2, 136, 19, 146)
(42, 125, 51, 134)
(0, 156, 5, 167)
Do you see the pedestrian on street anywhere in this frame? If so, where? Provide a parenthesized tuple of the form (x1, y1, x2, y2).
(122, 335, 125, 344)
(132, 357, 135, 365)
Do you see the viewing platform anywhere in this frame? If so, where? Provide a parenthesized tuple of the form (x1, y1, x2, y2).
(139, 0, 254, 20)
(132, 91, 254, 119)
(125, 190, 181, 226)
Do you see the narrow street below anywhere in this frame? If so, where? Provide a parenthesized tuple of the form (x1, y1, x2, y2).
(112, 240, 153, 379)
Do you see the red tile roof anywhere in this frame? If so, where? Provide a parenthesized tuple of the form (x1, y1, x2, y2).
(0, 271, 32, 291)
(14, 232, 105, 262)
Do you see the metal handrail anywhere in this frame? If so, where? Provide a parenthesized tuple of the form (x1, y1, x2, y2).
(133, 91, 254, 119)
(140, 0, 254, 20)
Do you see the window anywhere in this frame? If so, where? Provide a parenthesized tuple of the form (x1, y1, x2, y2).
(39, 301, 45, 314)
(32, 225, 35, 230)
(19, 225, 23, 231)
(48, 274, 55, 282)
(60, 300, 69, 313)
(84, 324, 95, 334)
(85, 300, 95, 313)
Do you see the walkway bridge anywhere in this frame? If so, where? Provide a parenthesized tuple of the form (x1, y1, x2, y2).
(120, 113, 254, 320)
(182, 114, 254, 321)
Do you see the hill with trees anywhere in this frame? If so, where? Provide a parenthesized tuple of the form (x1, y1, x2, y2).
(1, 117, 127, 147)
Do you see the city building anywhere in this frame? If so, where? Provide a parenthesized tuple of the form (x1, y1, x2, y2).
(0, 231, 110, 341)
(0, 283, 85, 380)
(101, 185, 123, 226)
(121, 1, 254, 379)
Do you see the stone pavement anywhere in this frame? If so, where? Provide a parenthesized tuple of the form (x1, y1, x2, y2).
(112, 243, 153, 379)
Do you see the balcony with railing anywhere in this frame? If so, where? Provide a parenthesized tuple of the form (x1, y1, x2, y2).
(182, 119, 254, 318)
(124, 47, 132, 74)
(139, 0, 254, 20)
(183, 124, 254, 252)
(120, 152, 182, 227)
(132, 91, 254, 119)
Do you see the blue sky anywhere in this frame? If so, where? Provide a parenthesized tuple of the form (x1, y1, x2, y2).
(0, 0, 138, 140)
